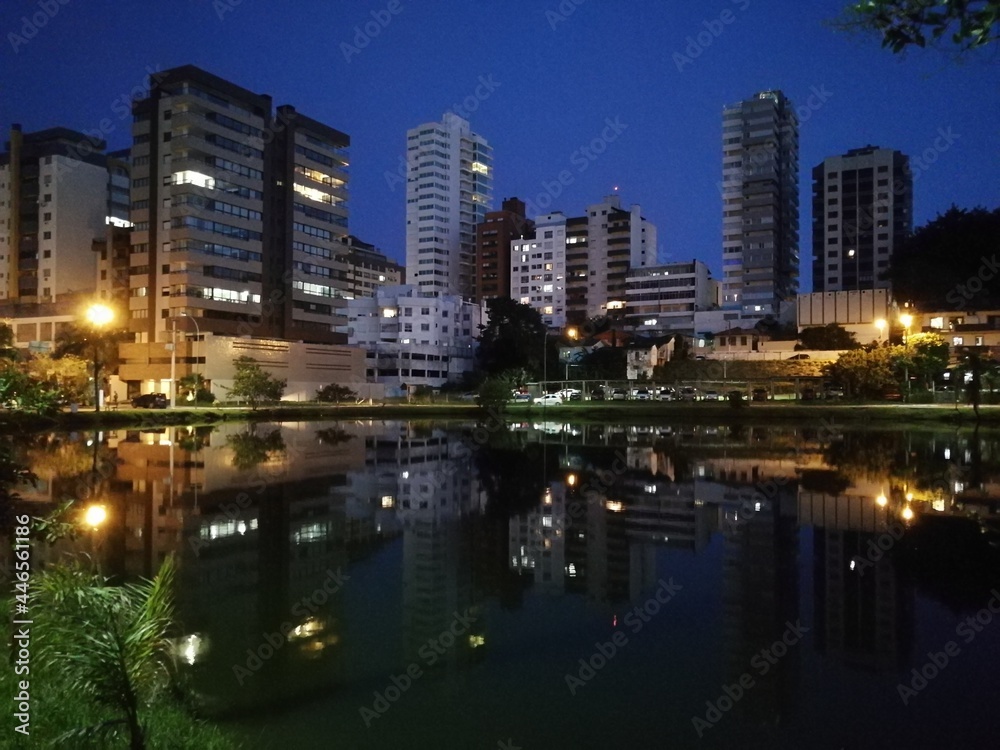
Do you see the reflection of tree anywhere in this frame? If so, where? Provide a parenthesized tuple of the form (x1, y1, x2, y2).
(798, 469, 852, 496)
(176, 425, 215, 453)
(227, 427, 285, 470)
(315, 427, 353, 446)
(475, 432, 548, 517)
(26, 436, 113, 485)
(822, 431, 907, 483)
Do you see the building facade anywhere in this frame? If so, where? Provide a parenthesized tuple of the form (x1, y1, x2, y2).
(128, 65, 351, 350)
(796, 289, 895, 345)
(625, 259, 715, 334)
(474, 196, 532, 302)
(0, 126, 126, 306)
(511, 211, 568, 329)
(721, 90, 800, 319)
(346, 285, 481, 390)
(405, 113, 492, 298)
(812, 146, 912, 293)
(339, 235, 403, 299)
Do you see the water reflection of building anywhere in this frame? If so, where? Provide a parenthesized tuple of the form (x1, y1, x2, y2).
(510, 482, 566, 595)
(801, 491, 915, 673)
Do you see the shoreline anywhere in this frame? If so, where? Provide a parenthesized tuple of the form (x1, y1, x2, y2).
(2, 401, 997, 433)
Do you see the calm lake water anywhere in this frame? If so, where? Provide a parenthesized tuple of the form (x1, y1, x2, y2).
(6, 417, 1000, 749)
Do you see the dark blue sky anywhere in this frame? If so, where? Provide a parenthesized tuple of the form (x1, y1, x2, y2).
(5, 0, 998, 292)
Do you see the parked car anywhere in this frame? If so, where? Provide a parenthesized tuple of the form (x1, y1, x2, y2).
(511, 390, 532, 402)
(824, 384, 845, 399)
(558, 388, 582, 402)
(702, 390, 721, 401)
(752, 388, 770, 402)
(656, 386, 677, 401)
(533, 393, 563, 406)
(632, 388, 651, 401)
(611, 388, 628, 401)
(788, 353, 811, 360)
(801, 387, 818, 400)
(590, 387, 606, 401)
(132, 392, 168, 409)
(679, 386, 700, 401)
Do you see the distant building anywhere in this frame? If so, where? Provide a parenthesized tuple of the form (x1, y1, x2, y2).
(475, 196, 532, 302)
(812, 146, 912, 292)
(405, 113, 492, 297)
(339, 235, 403, 299)
(346, 285, 481, 390)
(721, 90, 800, 320)
(625, 260, 715, 334)
(796, 289, 895, 345)
(511, 211, 568, 329)
(0, 125, 128, 307)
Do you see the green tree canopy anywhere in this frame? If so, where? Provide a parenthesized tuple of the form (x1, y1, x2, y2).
(224, 356, 286, 409)
(798, 323, 860, 350)
(476, 298, 547, 378)
(825, 345, 908, 397)
(906, 331, 951, 388)
(839, 0, 1000, 53)
(886, 206, 1000, 309)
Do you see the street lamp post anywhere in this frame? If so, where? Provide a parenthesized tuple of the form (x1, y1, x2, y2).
(900, 313, 914, 401)
(169, 313, 202, 408)
(85, 303, 114, 412)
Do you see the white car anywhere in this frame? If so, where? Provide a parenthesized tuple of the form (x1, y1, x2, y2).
(533, 393, 564, 406)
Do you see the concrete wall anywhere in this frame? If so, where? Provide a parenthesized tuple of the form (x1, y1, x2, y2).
(797, 289, 894, 344)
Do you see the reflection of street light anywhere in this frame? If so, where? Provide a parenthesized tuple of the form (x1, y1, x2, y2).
(874, 319, 886, 344)
(876, 493, 887, 507)
(85, 303, 114, 412)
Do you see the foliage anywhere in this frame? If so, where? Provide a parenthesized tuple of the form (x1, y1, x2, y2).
(224, 356, 286, 409)
(838, 0, 1000, 53)
(55, 322, 129, 371)
(885, 206, 1000, 309)
(0, 361, 61, 415)
(798, 323, 860, 351)
(316, 383, 359, 403)
(825, 345, 908, 397)
(227, 426, 285, 470)
(477, 373, 516, 415)
(577, 345, 627, 379)
(178, 373, 215, 404)
(32, 557, 178, 749)
(26, 352, 91, 403)
(315, 427, 354, 445)
(0, 321, 16, 359)
(907, 332, 951, 388)
(476, 297, 547, 377)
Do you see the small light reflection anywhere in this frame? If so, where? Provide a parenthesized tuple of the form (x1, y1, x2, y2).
(902, 506, 915, 521)
(605, 501, 624, 513)
(469, 634, 486, 648)
(876, 494, 888, 507)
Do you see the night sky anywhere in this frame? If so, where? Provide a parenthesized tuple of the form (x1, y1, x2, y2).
(4, 0, 998, 292)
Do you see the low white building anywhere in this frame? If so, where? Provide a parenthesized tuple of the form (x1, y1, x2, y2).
(346, 285, 481, 391)
(626, 260, 716, 335)
(797, 289, 896, 345)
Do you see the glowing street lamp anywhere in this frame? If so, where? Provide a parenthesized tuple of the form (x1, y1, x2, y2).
(874, 318, 886, 344)
(85, 303, 114, 412)
(83, 504, 108, 528)
(899, 313, 914, 401)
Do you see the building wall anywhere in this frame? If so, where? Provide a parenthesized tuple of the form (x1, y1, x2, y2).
(812, 146, 912, 292)
(583, 196, 654, 319)
(118, 334, 376, 401)
(474, 196, 532, 302)
(797, 289, 894, 344)
(405, 113, 492, 298)
(625, 259, 714, 334)
(346, 284, 481, 389)
(721, 90, 799, 318)
(511, 211, 567, 329)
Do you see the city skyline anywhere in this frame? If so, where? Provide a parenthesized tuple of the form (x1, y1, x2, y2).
(3, 1, 997, 295)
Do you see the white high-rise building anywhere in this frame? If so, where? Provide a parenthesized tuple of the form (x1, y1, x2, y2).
(405, 113, 492, 298)
(510, 211, 568, 329)
(721, 90, 799, 319)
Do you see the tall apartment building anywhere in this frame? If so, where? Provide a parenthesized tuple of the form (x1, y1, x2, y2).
(0, 126, 126, 306)
(405, 113, 492, 298)
(474, 196, 532, 302)
(128, 65, 351, 347)
(812, 146, 912, 292)
(625, 259, 716, 334)
(338, 235, 403, 299)
(511, 211, 568, 329)
(721, 90, 799, 318)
